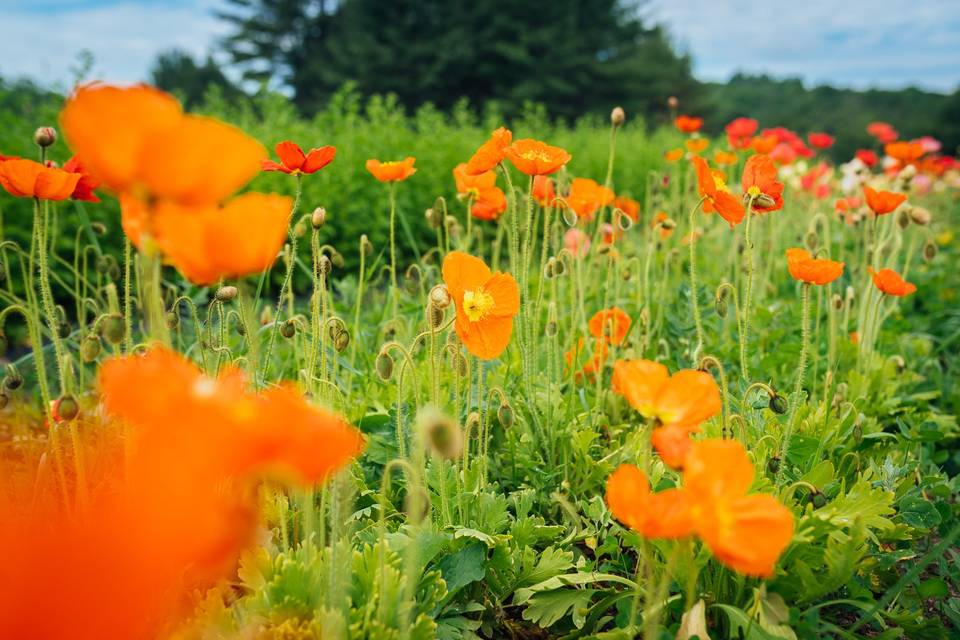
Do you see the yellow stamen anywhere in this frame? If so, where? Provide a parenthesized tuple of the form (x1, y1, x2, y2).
(463, 288, 495, 322)
(747, 185, 762, 197)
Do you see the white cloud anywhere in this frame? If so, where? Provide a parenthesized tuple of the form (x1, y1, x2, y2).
(0, 0, 230, 89)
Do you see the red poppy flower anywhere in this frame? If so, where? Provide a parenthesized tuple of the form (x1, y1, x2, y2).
(675, 115, 703, 133)
(725, 117, 758, 149)
(63, 155, 101, 202)
(741, 154, 784, 213)
(262, 140, 336, 175)
(807, 132, 834, 150)
(867, 121, 898, 144)
(855, 149, 878, 167)
(692, 156, 745, 226)
(862, 185, 906, 215)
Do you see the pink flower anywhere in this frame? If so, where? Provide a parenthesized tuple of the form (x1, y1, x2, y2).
(564, 228, 591, 258)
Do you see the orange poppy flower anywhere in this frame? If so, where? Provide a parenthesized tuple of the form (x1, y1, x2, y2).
(121, 192, 291, 285)
(682, 440, 794, 577)
(588, 307, 631, 345)
(605, 464, 694, 539)
(741, 153, 784, 213)
(885, 140, 923, 164)
(532, 175, 557, 207)
(685, 137, 709, 154)
(61, 83, 264, 204)
(869, 267, 916, 297)
(471, 186, 508, 221)
(675, 115, 703, 133)
(0, 347, 363, 640)
(611, 359, 720, 431)
(692, 156, 745, 226)
(63, 155, 101, 202)
(442, 251, 519, 359)
(750, 134, 778, 155)
(664, 148, 684, 162)
(366, 157, 417, 182)
(807, 132, 834, 150)
(504, 139, 571, 176)
(454, 162, 496, 195)
(564, 337, 610, 383)
(713, 150, 737, 166)
(862, 185, 906, 215)
(565, 177, 615, 222)
(785, 248, 844, 285)
(653, 211, 674, 239)
(465, 127, 512, 175)
(0, 158, 81, 200)
(613, 195, 640, 222)
(262, 140, 335, 175)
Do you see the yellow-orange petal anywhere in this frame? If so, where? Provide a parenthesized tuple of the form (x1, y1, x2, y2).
(697, 494, 794, 578)
(651, 424, 695, 470)
(683, 439, 754, 502)
(655, 369, 720, 429)
(611, 359, 669, 418)
(605, 464, 650, 531)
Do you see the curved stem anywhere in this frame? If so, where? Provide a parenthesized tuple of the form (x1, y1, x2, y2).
(777, 283, 811, 485)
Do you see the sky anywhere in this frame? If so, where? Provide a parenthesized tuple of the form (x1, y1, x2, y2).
(1, 0, 958, 93)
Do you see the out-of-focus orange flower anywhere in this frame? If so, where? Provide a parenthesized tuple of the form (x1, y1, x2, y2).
(465, 127, 512, 175)
(366, 157, 416, 182)
(750, 135, 778, 155)
(588, 307, 631, 345)
(262, 140, 335, 175)
(885, 141, 924, 165)
(856, 149, 879, 167)
(862, 185, 906, 215)
(850, 331, 860, 344)
(605, 464, 693, 539)
(785, 248, 844, 285)
(613, 195, 640, 222)
(664, 148, 684, 162)
(442, 251, 519, 359)
(63, 155, 101, 202)
(121, 192, 291, 285)
(565, 177, 615, 222)
(869, 267, 916, 297)
(564, 337, 609, 383)
(713, 150, 737, 166)
(471, 186, 507, 221)
(504, 139, 571, 176)
(807, 132, 834, 150)
(692, 156, 745, 226)
(61, 83, 264, 204)
(726, 117, 758, 149)
(867, 121, 898, 144)
(0, 347, 363, 640)
(683, 440, 794, 577)
(685, 137, 709, 154)
(0, 157, 81, 200)
(653, 211, 673, 239)
(675, 115, 703, 133)
(532, 175, 557, 207)
(742, 153, 784, 213)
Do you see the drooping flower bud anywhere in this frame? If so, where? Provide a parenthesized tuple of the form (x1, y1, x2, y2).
(451, 351, 468, 377)
(923, 239, 937, 262)
(754, 194, 776, 209)
(804, 230, 818, 251)
(376, 350, 394, 381)
(896, 209, 910, 229)
(333, 329, 350, 353)
(768, 393, 788, 415)
(832, 293, 843, 310)
(890, 355, 905, 374)
(428, 304, 444, 329)
(318, 255, 332, 276)
(417, 405, 463, 460)
(101, 314, 125, 345)
(497, 401, 514, 428)
(34, 126, 57, 148)
(280, 319, 296, 338)
(55, 395, 80, 422)
(80, 333, 102, 363)
(165, 311, 180, 329)
(766, 456, 781, 475)
(3, 365, 23, 390)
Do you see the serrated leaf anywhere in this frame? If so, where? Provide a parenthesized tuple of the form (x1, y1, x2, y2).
(521, 588, 595, 628)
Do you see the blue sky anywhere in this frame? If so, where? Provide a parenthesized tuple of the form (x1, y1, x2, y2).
(1, 0, 958, 93)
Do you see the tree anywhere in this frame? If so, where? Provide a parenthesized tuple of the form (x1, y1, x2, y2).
(217, 0, 698, 119)
(150, 50, 243, 109)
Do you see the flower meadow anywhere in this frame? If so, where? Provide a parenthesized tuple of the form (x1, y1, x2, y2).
(0, 83, 958, 640)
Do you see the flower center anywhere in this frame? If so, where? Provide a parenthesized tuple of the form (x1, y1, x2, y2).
(712, 174, 729, 192)
(747, 185, 761, 198)
(519, 150, 551, 163)
(462, 288, 495, 322)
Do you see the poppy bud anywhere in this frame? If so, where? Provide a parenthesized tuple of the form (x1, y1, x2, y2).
(896, 209, 910, 229)
(318, 255, 332, 276)
(891, 355, 905, 374)
(560, 204, 578, 226)
(236, 322, 246, 337)
(909, 206, 931, 226)
(280, 319, 296, 338)
(804, 231, 818, 251)
(922, 239, 937, 262)
(429, 284, 451, 309)
(293, 220, 308, 238)
(215, 286, 238, 302)
(260, 305, 273, 326)
(376, 350, 394, 381)
(360, 234, 373, 256)
(667, 96, 678, 109)
(331, 250, 345, 269)
(425, 208, 441, 229)
(543, 258, 556, 280)
(0, 331, 7, 357)
(34, 126, 57, 148)
(311, 207, 327, 229)
(809, 490, 827, 509)
(80, 334, 101, 363)
(417, 406, 463, 461)
(853, 421, 863, 444)
(4, 364, 23, 390)
(497, 402, 514, 429)
(166, 311, 180, 329)
(428, 304, 444, 329)
(769, 393, 789, 415)
(0, 393, 8, 410)
(755, 194, 776, 209)
(95, 255, 111, 275)
(660, 217, 676, 231)
(553, 257, 566, 277)
(55, 395, 80, 422)
(611, 106, 626, 127)
(766, 456, 780, 475)
(403, 486, 431, 525)
(404, 265, 421, 293)
(102, 314, 125, 345)
(333, 329, 350, 353)
(715, 297, 728, 318)
(451, 352, 468, 377)
(832, 293, 843, 310)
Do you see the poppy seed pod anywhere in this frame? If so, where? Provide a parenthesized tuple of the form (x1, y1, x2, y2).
(611, 106, 626, 127)
(923, 239, 937, 262)
(55, 395, 80, 422)
(909, 206, 931, 226)
(429, 284, 451, 309)
(311, 207, 327, 229)
(34, 126, 57, 148)
(417, 406, 463, 461)
(80, 334, 102, 363)
(360, 234, 373, 256)
(769, 393, 789, 415)
(102, 314, 125, 345)
(215, 286, 238, 302)
(375, 350, 394, 381)
(279, 319, 296, 338)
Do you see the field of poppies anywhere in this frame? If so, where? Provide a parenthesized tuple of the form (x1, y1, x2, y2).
(0, 83, 958, 640)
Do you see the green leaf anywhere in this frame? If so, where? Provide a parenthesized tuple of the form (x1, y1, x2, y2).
(898, 496, 942, 530)
(522, 588, 595, 628)
(714, 605, 782, 640)
(436, 542, 486, 600)
(918, 578, 949, 599)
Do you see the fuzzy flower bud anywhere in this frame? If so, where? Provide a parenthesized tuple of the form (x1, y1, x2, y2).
(610, 106, 626, 127)
(34, 126, 57, 148)
(311, 207, 327, 229)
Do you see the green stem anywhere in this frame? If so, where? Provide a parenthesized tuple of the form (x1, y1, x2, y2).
(777, 283, 811, 485)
